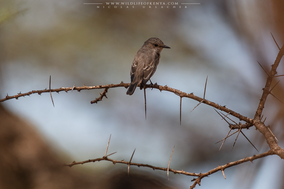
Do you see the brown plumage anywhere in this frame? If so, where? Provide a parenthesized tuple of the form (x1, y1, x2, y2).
(126, 37, 170, 95)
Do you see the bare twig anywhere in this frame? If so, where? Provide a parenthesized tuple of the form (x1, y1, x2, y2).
(253, 45, 284, 159)
(215, 110, 258, 151)
(216, 112, 257, 151)
(255, 45, 284, 119)
(91, 88, 109, 104)
(65, 148, 274, 189)
(67, 156, 198, 177)
(189, 150, 274, 189)
(66, 150, 274, 182)
(229, 123, 253, 129)
(0, 82, 255, 124)
(0, 82, 128, 102)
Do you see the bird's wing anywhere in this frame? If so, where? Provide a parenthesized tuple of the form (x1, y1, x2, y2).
(130, 59, 138, 82)
(143, 64, 155, 80)
(142, 52, 160, 81)
(130, 49, 150, 83)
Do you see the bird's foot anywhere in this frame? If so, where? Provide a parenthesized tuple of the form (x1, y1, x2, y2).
(149, 80, 155, 90)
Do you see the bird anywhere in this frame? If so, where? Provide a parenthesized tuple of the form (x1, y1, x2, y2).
(126, 37, 170, 95)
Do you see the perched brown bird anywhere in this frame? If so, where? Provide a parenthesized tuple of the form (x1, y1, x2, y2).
(126, 37, 170, 95)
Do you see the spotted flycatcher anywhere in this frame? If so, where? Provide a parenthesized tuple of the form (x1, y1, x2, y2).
(126, 37, 170, 95)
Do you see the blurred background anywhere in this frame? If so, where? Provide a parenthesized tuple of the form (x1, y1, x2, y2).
(0, 0, 284, 188)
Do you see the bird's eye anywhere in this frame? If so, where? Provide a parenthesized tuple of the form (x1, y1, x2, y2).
(154, 44, 158, 47)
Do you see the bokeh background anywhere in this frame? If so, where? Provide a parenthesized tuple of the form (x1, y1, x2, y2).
(0, 0, 284, 188)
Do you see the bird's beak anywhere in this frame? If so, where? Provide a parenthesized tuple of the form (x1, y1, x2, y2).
(163, 45, 170, 49)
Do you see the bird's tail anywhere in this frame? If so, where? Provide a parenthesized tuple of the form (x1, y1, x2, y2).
(126, 82, 138, 95)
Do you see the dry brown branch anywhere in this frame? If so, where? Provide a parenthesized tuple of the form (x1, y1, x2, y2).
(65, 146, 274, 189)
(221, 111, 258, 151)
(189, 150, 274, 189)
(0, 82, 129, 103)
(1, 39, 284, 189)
(91, 88, 109, 104)
(255, 45, 284, 118)
(0, 82, 254, 125)
(253, 44, 284, 159)
(66, 150, 274, 175)
(229, 123, 253, 129)
(215, 109, 258, 151)
(66, 155, 197, 176)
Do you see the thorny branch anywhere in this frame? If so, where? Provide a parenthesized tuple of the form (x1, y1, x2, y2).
(253, 45, 284, 158)
(0, 82, 128, 102)
(214, 110, 258, 151)
(189, 150, 275, 189)
(1, 42, 284, 188)
(65, 136, 275, 189)
(0, 82, 254, 124)
(255, 45, 284, 119)
(66, 150, 273, 177)
(91, 87, 108, 104)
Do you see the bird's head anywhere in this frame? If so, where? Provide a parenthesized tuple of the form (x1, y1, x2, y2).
(143, 37, 170, 53)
